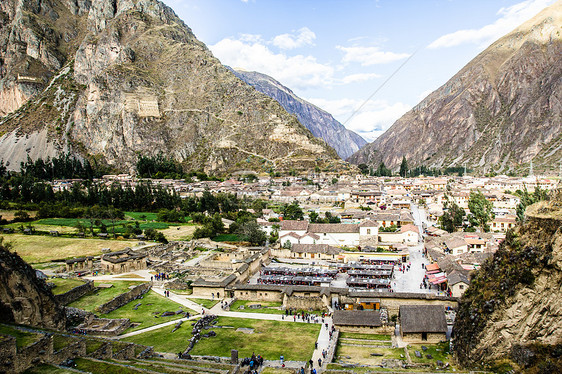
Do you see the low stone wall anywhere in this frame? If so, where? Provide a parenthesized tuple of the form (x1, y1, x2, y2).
(326, 329, 339, 364)
(96, 282, 151, 315)
(88, 342, 113, 360)
(14, 334, 53, 373)
(112, 343, 135, 360)
(55, 280, 94, 306)
(52, 338, 86, 365)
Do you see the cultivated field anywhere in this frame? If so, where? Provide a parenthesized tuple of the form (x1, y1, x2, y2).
(5, 235, 133, 263)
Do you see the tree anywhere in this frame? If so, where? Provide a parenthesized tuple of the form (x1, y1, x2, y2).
(282, 201, 304, 221)
(309, 211, 319, 223)
(439, 197, 465, 233)
(236, 221, 266, 246)
(515, 186, 549, 222)
(376, 162, 392, 177)
(358, 164, 369, 175)
(468, 191, 494, 232)
(399, 156, 408, 178)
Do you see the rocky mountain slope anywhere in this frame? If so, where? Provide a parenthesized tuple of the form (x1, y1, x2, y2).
(0, 0, 344, 175)
(231, 69, 367, 160)
(349, 1, 562, 175)
(0, 243, 66, 330)
(453, 188, 562, 372)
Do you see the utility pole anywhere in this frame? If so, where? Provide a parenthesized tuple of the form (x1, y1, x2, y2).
(529, 160, 533, 177)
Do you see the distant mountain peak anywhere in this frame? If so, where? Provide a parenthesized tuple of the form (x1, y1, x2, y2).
(349, 1, 562, 175)
(232, 68, 367, 160)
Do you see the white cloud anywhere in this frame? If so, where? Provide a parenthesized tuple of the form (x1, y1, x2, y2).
(337, 45, 410, 66)
(210, 37, 335, 90)
(428, 0, 556, 49)
(339, 73, 381, 84)
(307, 98, 411, 142)
(272, 27, 316, 50)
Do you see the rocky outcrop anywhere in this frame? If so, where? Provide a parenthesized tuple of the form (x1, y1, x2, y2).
(231, 69, 367, 160)
(0, 0, 343, 175)
(349, 2, 562, 175)
(0, 244, 66, 330)
(453, 188, 562, 371)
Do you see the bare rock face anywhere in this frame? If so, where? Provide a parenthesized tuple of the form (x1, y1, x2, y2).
(231, 69, 367, 160)
(349, 2, 562, 175)
(0, 0, 342, 174)
(453, 188, 562, 370)
(0, 244, 66, 330)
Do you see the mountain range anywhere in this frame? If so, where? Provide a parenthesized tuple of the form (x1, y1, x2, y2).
(0, 0, 346, 175)
(231, 69, 367, 160)
(349, 1, 562, 176)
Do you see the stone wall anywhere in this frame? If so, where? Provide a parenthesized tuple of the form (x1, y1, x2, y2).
(0, 334, 17, 373)
(96, 282, 151, 314)
(337, 325, 394, 334)
(112, 343, 135, 360)
(52, 338, 86, 365)
(401, 332, 446, 344)
(14, 334, 53, 373)
(284, 296, 326, 311)
(191, 286, 226, 299)
(88, 342, 113, 360)
(54, 280, 94, 306)
(233, 289, 283, 302)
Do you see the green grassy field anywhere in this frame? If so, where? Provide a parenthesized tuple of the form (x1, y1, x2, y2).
(408, 342, 451, 364)
(0, 325, 42, 349)
(190, 317, 320, 360)
(50, 278, 88, 295)
(101, 290, 188, 331)
(124, 212, 159, 221)
(230, 300, 284, 314)
(125, 316, 320, 361)
(5, 234, 133, 263)
(187, 298, 219, 309)
(33, 218, 171, 231)
(68, 281, 145, 312)
(121, 320, 196, 354)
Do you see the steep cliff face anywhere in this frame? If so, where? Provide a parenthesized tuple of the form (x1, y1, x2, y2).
(0, 243, 66, 330)
(0, 0, 343, 174)
(453, 188, 562, 371)
(231, 69, 367, 160)
(349, 2, 562, 175)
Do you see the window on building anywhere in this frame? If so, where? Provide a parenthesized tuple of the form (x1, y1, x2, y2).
(367, 229, 371, 235)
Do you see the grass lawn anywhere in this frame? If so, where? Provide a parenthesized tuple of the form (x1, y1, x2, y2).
(33, 218, 172, 232)
(5, 234, 132, 263)
(50, 278, 87, 295)
(68, 281, 144, 312)
(335, 344, 405, 366)
(0, 324, 42, 348)
(74, 358, 144, 374)
(124, 212, 159, 221)
(23, 364, 78, 374)
(212, 234, 243, 242)
(408, 342, 451, 364)
(190, 316, 320, 361)
(123, 318, 198, 353)
(101, 290, 187, 331)
(187, 298, 219, 309)
(339, 332, 391, 341)
(53, 335, 78, 351)
(230, 300, 284, 314)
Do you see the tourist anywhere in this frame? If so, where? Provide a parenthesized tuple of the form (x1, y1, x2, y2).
(280, 355, 284, 365)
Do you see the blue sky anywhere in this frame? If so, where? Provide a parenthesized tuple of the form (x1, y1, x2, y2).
(163, 0, 557, 142)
